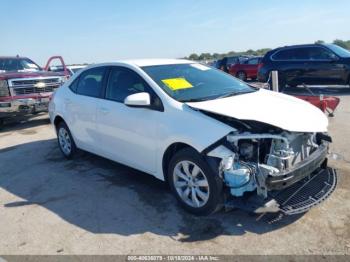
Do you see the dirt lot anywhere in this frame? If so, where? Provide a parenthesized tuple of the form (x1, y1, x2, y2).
(0, 95, 349, 255)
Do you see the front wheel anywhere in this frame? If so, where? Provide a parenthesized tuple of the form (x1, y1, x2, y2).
(168, 148, 223, 215)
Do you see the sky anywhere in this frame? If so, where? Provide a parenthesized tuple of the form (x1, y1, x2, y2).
(1, 0, 350, 65)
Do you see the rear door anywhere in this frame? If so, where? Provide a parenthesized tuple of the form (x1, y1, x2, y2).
(65, 67, 108, 153)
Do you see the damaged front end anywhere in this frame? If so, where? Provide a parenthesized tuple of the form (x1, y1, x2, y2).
(205, 124, 337, 215)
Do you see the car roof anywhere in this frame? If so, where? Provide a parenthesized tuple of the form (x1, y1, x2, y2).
(274, 43, 328, 50)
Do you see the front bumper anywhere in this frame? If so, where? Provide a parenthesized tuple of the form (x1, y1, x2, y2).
(0, 95, 51, 118)
(265, 144, 328, 190)
(226, 167, 337, 215)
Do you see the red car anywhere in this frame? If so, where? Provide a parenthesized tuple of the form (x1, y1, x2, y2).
(229, 56, 263, 81)
(0, 56, 67, 125)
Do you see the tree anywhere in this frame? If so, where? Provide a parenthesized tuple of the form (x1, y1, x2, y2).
(198, 53, 212, 61)
(185, 39, 350, 61)
(315, 40, 325, 44)
(212, 53, 221, 60)
(333, 39, 350, 50)
(188, 53, 199, 60)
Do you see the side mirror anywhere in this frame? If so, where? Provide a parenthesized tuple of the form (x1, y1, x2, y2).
(124, 92, 151, 108)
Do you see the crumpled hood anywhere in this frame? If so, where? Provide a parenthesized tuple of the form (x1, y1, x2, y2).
(187, 89, 328, 133)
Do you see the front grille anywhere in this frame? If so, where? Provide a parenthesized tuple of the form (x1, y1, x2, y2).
(9, 77, 61, 96)
(13, 86, 57, 95)
(11, 78, 60, 86)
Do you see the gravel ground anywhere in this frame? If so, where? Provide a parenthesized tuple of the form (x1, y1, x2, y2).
(0, 95, 349, 255)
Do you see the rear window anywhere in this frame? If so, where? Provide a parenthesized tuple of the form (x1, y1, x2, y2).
(245, 58, 260, 65)
(76, 67, 106, 98)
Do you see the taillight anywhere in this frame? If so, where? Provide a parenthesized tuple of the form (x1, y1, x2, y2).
(0, 80, 10, 97)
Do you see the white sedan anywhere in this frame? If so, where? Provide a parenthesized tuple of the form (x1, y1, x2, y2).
(49, 59, 337, 216)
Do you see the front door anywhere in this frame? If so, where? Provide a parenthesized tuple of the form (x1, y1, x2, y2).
(96, 66, 161, 174)
(303, 46, 345, 85)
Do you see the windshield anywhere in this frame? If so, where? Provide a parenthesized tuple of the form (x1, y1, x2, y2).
(142, 63, 255, 102)
(0, 58, 41, 72)
(326, 44, 350, 58)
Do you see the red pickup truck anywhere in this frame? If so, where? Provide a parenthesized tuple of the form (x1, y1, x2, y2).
(229, 56, 263, 81)
(0, 56, 67, 125)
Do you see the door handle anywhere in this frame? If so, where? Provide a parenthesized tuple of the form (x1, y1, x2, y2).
(64, 98, 72, 105)
(99, 107, 109, 114)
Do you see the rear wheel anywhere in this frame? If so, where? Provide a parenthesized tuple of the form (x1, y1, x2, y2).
(236, 71, 247, 81)
(168, 148, 223, 215)
(57, 122, 77, 159)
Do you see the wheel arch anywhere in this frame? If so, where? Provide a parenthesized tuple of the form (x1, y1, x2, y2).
(53, 115, 65, 130)
(162, 142, 199, 184)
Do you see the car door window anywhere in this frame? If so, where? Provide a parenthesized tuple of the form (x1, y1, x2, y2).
(273, 48, 309, 60)
(106, 67, 152, 103)
(305, 47, 337, 60)
(76, 67, 106, 98)
(247, 58, 259, 65)
(227, 57, 238, 66)
(69, 77, 79, 93)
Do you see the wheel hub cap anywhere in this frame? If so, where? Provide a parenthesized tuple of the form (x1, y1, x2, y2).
(58, 127, 72, 155)
(173, 160, 210, 208)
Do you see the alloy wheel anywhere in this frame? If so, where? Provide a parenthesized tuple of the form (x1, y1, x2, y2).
(173, 160, 210, 208)
(58, 127, 72, 156)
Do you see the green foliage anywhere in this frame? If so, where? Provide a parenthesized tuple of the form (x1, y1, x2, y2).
(333, 39, 350, 50)
(186, 39, 350, 61)
(184, 48, 272, 61)
(315, 40, 325, 44)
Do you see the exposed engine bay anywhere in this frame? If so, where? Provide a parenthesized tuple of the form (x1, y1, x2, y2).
(203, 111, 336, 215)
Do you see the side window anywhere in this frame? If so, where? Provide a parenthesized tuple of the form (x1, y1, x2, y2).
(273, 49, 294, 60)
(227, 57, 238, 65)
(306, 47, 337, 60)
(247, 58, 259, 65)
(69, 77, 79, 93)
(76, 67, 106, 98)
(273, 48, 310, 60)
(106, 67, 153, 103)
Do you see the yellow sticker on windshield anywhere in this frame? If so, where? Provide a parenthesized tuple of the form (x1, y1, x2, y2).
(161, 78, 193, 91)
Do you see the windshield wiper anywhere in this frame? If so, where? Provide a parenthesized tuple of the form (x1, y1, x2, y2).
(181, 90, 256, 103)
(215, 90, 256, 100)
(181, 97, 210, 102)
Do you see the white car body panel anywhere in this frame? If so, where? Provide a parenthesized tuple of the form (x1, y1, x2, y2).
(49, 59, 329, 182)
(187, 88, 328, 133)
(49, 61, 234, 180)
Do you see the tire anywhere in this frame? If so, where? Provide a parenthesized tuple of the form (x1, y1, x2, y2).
(168, 148, 223, 215)
(236, 71, 247, 81)
(56, 121, 77, 159)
